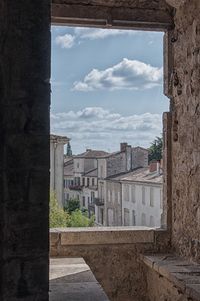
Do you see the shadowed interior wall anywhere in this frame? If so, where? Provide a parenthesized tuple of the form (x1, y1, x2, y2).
(0, 1, 51, 299)
(170, 0, 200, 262)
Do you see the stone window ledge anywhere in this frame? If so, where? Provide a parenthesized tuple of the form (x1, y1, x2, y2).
(50, 227, 166, 246)
(141, 254, 200, 301)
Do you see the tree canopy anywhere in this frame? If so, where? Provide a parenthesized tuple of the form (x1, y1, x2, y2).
(50, 192, 95, 228)
(148, 136, 163, 163)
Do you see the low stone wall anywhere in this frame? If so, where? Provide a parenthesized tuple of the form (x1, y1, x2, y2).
(142, 254, 200, 301)
(50, 227, 170, 301)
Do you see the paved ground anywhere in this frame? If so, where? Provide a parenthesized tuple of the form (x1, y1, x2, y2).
(49, 258, 110, 301)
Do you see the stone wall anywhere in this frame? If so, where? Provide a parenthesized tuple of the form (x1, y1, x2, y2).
(107, 153, 126, 177)
(170, 0, 200, 262)
(50, 228, 171, 301)
(0, 1, 50, 300)
(146, 267, 197, 301)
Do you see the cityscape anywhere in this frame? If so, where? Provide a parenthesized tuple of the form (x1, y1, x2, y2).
(50, 134, 163, 228)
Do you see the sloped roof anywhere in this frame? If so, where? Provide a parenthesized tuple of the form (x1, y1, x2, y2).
(76, 149, 109, 158)
(64, 159, 74, 176)
(107, 168, 162, 185)
(84, 168, 98, 177)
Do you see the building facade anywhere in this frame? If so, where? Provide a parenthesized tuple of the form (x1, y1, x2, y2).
(121, 166, 163, 227)
(50, 134, 69, 207)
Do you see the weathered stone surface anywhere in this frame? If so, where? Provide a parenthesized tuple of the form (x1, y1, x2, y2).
(0, 0, 51, 300)
(166, 0, 186, 9)
(50, 258, 110, 301)
(142, 254, 200, 300)
(54, 227, 155, 245)
(50, 229, 170, 301)
(170, 0, 200, 263)
(52, 0, 173, 30)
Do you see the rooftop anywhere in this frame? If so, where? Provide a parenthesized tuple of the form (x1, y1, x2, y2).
(107, 167, 163, 184)
(64, 159, 74, 177)
(84, 168, 98, 177)
(76, 149, 109, 159)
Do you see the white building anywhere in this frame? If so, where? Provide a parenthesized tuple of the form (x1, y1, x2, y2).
(121, 165, 163, 227)
(96, 143, 149, 226)
(50, 134, 69, 207)
(63, 149, 108, 219)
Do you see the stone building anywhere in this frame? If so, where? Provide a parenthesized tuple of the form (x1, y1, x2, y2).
(1, 1, 200, 301)
(50, 134, 69, 207)
(121, 165, 163, 227)
(64, 149, 108, 217)
(96, 143, 148, 225)
(104, 163, 162, 227)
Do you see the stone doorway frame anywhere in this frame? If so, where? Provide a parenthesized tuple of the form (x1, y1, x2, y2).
(51, 0, 174, 231)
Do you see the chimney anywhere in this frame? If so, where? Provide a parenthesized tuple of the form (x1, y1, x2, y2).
(149, 161, 157, 173)
(120, 142, 128, 152)
(149, 161, 161, 174)
(125, 145, 132, 172)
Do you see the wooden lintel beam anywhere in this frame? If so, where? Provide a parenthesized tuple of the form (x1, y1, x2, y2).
(51, 3, 174, 31)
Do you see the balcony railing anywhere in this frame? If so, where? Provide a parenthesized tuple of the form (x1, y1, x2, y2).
(94, 197, 104, 206)
(68, 185, 82, 191)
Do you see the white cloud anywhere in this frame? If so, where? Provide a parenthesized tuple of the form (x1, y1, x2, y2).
(51, 107, 162, 154)
(73, 58, 163, 92)
(54, 28, 138, 49)
(55, 34, 75, 49)
(74, 28, 137, 40)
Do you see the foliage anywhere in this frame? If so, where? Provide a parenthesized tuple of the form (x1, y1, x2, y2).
(50, 193, 95, 228)
(70, 210, 95, 227)
(65, 198, 80, 214)
(66, 142, 73, 156)
(148, 136, 163, 163)
(49, 191, 70, 228)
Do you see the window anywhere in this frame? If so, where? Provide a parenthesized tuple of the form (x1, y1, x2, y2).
(142, 186, 145, 205)
(131, 185, 135, 203)
(91, 191, 95, 203)
(118, 191, 120, 204)
(150, 187, 154, 207)
(82, 196, 85, 207)
(108, 208, 114, 226)
(88, 196, 90, 204)
(124, 184, 129, 202)
(160, 189, 163, 209)
(132, 210, 136, 226)
(150, 216, 155, 227)
(87, 178, 90, 187)
(100, 166, 103, 178)
(82, 177, 85, 186)
(108, 190, 111, 202)
(77, 162, 79, 168)
(99, 208, 104, 225)
(92, 178, 95, 186)
(124, 208, 130, 226)
(141, 213, 146, 226)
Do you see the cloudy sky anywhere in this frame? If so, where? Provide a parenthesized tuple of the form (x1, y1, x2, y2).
(51, 26, 169, 154)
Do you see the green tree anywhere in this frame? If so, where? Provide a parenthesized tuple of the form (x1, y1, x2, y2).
(148, 136, 163, 163)
(50, 193, 95, 228)
(65, 198, 80, 214)
(70, 210, 95, 227)
(49, 192, 70, 228)
(66, 142, 72, 156)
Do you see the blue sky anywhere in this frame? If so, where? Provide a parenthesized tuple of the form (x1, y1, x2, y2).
(51, 26, 169, 154)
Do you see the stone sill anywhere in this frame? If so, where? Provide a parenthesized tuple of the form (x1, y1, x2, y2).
(50, 226, 165, 246)
(141, 254, 200, 301)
